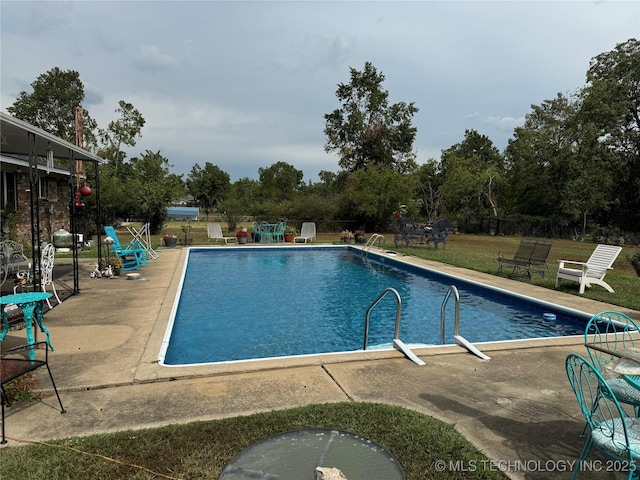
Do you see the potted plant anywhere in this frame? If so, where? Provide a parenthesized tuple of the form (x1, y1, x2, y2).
(163, 234, 177, 248)
(109, 256, 122, 276)
(340, 230, 354, 244)
(236, 229, 248, 244)
(284, 226, 296, 242)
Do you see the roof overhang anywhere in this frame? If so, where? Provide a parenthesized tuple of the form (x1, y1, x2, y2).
(0, 154, 71, 177)
(0, 111, 104, 163)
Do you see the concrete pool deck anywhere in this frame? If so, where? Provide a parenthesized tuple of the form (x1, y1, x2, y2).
(1, 245, 639, 479)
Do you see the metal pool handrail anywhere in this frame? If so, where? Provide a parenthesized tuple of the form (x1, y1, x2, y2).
(363, 233, 384, 254)
(441, 284, 491, 360)
(363, 287, 402, 350)
(440, 285, 460, 344)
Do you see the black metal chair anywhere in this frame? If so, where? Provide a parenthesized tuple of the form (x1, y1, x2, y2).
(1, 341, 65, 443)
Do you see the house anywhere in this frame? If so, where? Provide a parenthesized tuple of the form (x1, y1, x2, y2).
(1, 111, 104, 294)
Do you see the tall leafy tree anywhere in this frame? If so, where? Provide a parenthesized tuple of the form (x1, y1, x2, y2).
(580, 38, 640, 229)
(324, 62, 419, 173)
(340, 166, 416, 231)
(125, 150, 185, 233)
(7, 67, 97, 145)
(186, 162, 231, 219)
(414, 159, 444, 221)
(505, 91, 615, 234)
(97, 101, 146, 173)
(504, 94, 576, 218)
(258, 161, 304, 202)
(440, 130, 504, 217)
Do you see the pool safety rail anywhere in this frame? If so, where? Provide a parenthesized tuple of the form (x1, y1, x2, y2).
(363, 287, 425, 366)
(363, 234, 384, 254)
(441, 285, 491, 360)
(362, 285, 490, 365)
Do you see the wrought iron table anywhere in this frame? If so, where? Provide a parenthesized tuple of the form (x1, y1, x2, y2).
(0, 292, 53, 359)
(218, 429, 405, 480)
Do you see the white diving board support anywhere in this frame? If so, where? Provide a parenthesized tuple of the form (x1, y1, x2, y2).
(454, 335, 491, 360)
(393, 338, 426, 366)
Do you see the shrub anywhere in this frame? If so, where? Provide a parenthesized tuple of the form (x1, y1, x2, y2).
(627, 248, 640, 277)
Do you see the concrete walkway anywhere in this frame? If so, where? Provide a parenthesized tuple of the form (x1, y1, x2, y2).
(2, 245, 638, 480)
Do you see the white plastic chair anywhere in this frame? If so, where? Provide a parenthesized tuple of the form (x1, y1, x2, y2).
(294, 222, 316, 243)
(207, 223, 236, 244)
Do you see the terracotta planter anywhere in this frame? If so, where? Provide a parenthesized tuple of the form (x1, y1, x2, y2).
(284, 233, 294, 242)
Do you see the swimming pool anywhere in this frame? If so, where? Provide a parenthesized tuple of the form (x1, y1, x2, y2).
(159, 246, 589, 366)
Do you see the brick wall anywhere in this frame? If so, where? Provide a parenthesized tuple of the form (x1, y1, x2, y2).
(13, 174, 71, 246)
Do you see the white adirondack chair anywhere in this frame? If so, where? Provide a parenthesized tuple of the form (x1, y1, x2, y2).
(555, 244, 623, 294)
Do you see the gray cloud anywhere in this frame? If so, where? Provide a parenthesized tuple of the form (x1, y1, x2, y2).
(1, 1, 637, 182)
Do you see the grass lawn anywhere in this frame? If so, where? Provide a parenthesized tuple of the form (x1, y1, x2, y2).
(0, 403, 507, 480)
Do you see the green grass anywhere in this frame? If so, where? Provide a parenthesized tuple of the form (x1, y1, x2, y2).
(0, 402, 507, 480)
(390, 234, 640, 311)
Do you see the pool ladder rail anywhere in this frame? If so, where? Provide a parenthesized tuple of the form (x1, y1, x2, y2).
(441, 285, 491, 360)
(363, 234, 384, 254)
(363, 287, 425, 366)
(363, 286, 490, 365)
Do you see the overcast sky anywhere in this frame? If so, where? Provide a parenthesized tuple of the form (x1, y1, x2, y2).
(1, 1, 638, 182)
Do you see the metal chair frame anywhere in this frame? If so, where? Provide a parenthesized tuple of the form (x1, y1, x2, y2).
(566, 353, 640, 479)
(1, 342, 65, 443)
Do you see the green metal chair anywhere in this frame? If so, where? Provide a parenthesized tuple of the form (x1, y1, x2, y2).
(566, 353, 640, 479)
(272, 221, 286, 243)
(584, 311, 640, 421)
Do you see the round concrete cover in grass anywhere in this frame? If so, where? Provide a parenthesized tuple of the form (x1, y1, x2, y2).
(218, 429, 405, 480)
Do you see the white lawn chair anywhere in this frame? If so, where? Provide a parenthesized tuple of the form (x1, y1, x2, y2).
(40, 243, 61, 308)
(12, 242, 61, 309)
(293, 222, 316, 243)
(555, 244, 623, 294)
(207, 223, 236, 244)
(127, 223, 159, 260)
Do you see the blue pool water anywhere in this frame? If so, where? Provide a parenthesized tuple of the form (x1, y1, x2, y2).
(160, 247, 588, 365)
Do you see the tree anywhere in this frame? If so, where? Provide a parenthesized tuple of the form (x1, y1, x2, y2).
(186, 162, 231, 219)
(124, 150, 185, 233)
(324, 62, 419, 173)
(7, 67, 97, 145)
(505, 92, 615, 234)
(414, 159, 444, 221)
(258, 161, 304, 202)
(580, 38, 640, 229)
(340, 166, 416, 231)
(97, 101, 146, 172)
(440, 130, 504, 217)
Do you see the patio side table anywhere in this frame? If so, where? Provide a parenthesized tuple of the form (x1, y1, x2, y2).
(0, 292, 53, 359)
